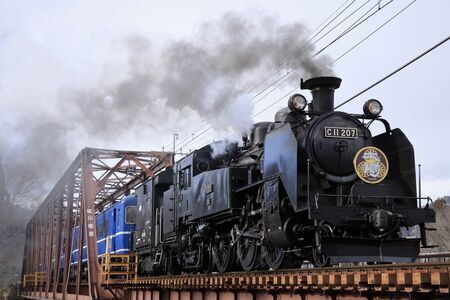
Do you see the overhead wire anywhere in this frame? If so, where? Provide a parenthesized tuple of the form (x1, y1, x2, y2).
(309, 0, 358, 42)
(161, 0, 360, 151)
(173, 0, 397, 152)
(168, 127, 204, 151)
(252, 0, 394, 107)
(255, 0, 417, 116)
(250, 0, 373, 104)
(249, 0, 387, 100)
(176, 30, 446, 188)
(163, 0, 400, 152)
(249, 3, 422, 126)
(176, 126, 212, 152)
(176, 0, 399, 152)
(310, 0, 372, 47)
(314, 0, 394, 57)
(332, 0, 416, 63)
(252, 88, 299, 118)
(247, 0, 357, 94)
(249, 0, 365, 98)
(334, 35, 450, 110)
(179, 86, 301, 151)
(184, 130, 216, 152)
(252, 0, 419, 117)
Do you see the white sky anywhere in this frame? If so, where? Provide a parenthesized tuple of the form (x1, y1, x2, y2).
(0, 0, 449, 199)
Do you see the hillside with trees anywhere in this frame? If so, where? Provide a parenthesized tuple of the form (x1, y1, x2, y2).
(426, 198, 450, 252)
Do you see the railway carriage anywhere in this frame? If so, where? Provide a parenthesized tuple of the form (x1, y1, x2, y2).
(69, 195, 137, 269)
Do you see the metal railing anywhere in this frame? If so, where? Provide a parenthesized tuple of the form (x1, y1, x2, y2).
(22, 272, 46, 289)
(417, 251, 450, 263)
(101, 253, 138, 284)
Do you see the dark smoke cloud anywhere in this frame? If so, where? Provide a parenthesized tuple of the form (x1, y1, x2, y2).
(0, 12, 334, 206)
(64, 12, 333, 137)
(14, 116, 70, 180)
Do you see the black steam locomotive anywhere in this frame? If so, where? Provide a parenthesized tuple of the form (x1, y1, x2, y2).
(133, 76, 435, 274)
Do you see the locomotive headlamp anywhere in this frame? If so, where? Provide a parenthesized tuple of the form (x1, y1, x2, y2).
(288, 94, 307, 111)
(363, 99, 383, 117)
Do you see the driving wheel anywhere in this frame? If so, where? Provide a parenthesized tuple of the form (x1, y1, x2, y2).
(213, 238, 235, 273)
(237, 236, 259, 271)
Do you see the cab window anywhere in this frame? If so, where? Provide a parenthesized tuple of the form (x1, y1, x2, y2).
(125, 206, 137, 224)
(178, 167, 191, 189)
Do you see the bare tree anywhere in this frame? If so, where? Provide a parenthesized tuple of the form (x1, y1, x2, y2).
(3, 164, 45, 206)
(0, 159, 34, 290)
(0, 159, 7, 203)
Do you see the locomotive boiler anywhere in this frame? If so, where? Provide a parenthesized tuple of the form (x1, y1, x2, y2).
(134, 76, 435, 274)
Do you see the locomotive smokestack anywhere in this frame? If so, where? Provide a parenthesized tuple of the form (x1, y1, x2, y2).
(301, 76, 342, 113)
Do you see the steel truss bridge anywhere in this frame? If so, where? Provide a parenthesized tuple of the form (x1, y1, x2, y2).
(21, 254, 450, 300)
(20, 148, 174, 299)
(19, 148, 450, 300)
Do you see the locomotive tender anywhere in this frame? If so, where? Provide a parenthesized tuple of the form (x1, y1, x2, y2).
(132, 76, 435, 273)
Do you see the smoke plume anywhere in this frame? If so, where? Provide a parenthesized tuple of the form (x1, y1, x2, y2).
(0, 12, 334, 206)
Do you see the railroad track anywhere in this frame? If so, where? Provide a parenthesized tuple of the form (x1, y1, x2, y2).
(105, 262, 450, 294)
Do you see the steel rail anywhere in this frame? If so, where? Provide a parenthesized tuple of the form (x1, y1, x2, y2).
(110, 261, 450, 283)
(103, 262, 450, 296)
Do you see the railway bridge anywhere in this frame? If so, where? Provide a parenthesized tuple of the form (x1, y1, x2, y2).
(19, 148, 450, 300)
(21, 253, 450, 300)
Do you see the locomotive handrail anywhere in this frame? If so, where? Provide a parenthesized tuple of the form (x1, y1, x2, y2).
(349, 115, 391, 132)
(295, 111, 392, 133)
(233, 173, 281, 193)
(316, 193, 432, 202)
(307, 159, 311, 209)
(418, 251, 450, 258)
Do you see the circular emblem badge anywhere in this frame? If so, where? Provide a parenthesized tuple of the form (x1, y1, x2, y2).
(353, 146, 389, 184)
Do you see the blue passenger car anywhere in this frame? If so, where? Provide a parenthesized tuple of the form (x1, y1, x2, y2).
(70, 195, 137, 265)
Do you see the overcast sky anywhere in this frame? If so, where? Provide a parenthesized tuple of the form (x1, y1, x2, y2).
(0, 0, 449, 203)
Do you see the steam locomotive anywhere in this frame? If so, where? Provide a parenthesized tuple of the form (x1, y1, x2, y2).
(132, 76, 435, 274)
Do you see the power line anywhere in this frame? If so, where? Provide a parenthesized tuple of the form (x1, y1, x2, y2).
(182, 3, 424, 151)
(252, 70, 294, 104)
(252, 88, 299, 118)
(176, 126, 212, 152)
(334, 35, 450, 110)
(250, 0, 383, 98)
(314, 0, 394, 57)
(162, 126, 205, 151)
(162, 0, 360, 151)
(184, 130, 216, 152)
(176, 87, 301, 151)
(309, 0, 357, 42)
(332, 0, 416, 64)
(249, 0, 364, 97)
(163, 0, 398, 152)
(246, 0, 356, 94)
(310, 0, 372, 47)
(251, 0, 394, 108)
